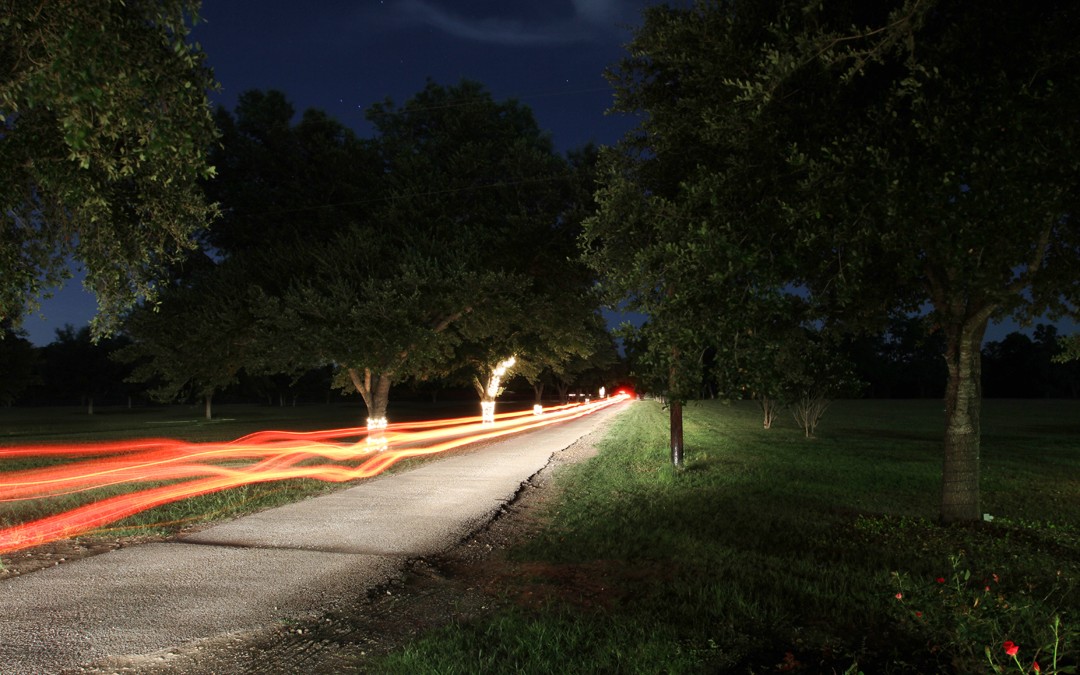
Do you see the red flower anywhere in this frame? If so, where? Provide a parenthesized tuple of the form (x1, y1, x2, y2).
(895, 592, 903, 600)
(915, 611, 923, 618)
(936, 577, 945, 584)
(1003, 641, 1019, 657)
(1033, 661, 1041, 673)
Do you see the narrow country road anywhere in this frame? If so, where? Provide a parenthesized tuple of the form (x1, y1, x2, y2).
(0, 401, 629, 674)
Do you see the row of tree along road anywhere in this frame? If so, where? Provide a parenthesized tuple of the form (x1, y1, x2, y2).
(2, 0, 1079, 525)
(3, 318, 1077, 413)
(580, 0, 1080, 524)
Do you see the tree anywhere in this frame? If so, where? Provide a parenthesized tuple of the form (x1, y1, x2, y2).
(982, 332, 1040, 398)
(0, 324, 38, 406)
(583, 0, 803, 466)
(251, 82, 599, 425)
(842, 316, 946, 399)
(587, 0, 1080, 521)
(1054, 334, 1080, 364)
(983, 325, 1080, 398)
(117, 259, 253, 420)
(533, 314, 619, 404)
(775, 332, 860, 437)
(37, 324, 131, 413)
(1, 0, 218, 333)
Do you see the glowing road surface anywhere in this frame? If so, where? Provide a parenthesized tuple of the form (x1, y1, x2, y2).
(0, 394, 629, 555)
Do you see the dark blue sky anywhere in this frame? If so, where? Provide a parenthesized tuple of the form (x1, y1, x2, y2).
(25, 0, 651, 345)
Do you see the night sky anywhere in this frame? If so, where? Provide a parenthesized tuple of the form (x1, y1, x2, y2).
(21, 0, 1076, 345)
(25, 0, 653, 345)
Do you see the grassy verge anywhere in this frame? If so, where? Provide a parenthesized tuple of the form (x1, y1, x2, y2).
(373, 399, 1079, 674)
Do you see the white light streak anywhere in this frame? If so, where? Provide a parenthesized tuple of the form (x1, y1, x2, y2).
(486, 356, 517, 398)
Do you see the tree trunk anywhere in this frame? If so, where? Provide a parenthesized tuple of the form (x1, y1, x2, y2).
(204, 392, 213, 421)
(940, 318, 988, 523)
(758, 395, 776, 429)
(87, 395, 94, 416)
(348, 367, 393, 424)
(533, 382, 545, 403)
(668, 357, 684, 466)
(670, 399, 684, 466)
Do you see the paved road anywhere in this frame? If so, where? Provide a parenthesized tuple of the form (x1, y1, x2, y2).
(0, 401, 629, 674)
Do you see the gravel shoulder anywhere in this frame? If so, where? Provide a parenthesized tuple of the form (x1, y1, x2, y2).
(37, 416, 611, 674)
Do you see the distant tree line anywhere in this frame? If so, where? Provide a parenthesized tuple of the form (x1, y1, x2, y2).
(0, 321, 623, 411)
(4, 313, 1075, 410)
(846, 320, 1080, 400)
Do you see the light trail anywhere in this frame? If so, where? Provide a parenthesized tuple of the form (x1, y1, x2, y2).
(0, 394, 629, 554)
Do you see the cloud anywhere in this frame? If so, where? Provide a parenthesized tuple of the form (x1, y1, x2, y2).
(572, 0, 622, 25)
(394, 0, 635, 46)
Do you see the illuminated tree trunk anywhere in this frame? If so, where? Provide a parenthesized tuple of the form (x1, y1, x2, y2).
(473, 357, 516, 423)
(532, 382, 545, 403)
(670, 399, 684, 466)
(758, 395, 776, 429)
(669, 362, 684, 467)
(204, 392, 213, 421)
(940, 317, 988, 524)
(348, 368, 394, 424)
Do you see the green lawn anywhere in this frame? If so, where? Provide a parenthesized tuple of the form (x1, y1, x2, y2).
(373, 399, 1079, 674)
(0, 400, 503, 445)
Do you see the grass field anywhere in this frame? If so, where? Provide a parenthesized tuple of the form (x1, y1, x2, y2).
(0, 400, 501, 445)
(370, 399, 1079, 674)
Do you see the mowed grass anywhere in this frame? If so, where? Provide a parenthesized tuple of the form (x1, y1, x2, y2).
(0, 401, 511, 545)
(0, 400, 490, 445)
(373, 399, 1079, 674)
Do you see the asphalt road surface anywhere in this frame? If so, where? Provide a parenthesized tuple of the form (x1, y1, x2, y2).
(0, 401, 629, 674)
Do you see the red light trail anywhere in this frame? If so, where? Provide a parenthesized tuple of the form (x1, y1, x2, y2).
(0, 395, 629, 555)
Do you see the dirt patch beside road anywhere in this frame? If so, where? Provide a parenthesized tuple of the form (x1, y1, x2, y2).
(49, 423, 608, 674)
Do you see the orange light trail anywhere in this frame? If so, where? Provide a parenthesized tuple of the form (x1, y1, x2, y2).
(0, 395, 629, 554)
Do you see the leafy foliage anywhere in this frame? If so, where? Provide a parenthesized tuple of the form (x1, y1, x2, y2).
(130, 84, 607, 421)
(586, 0, 1080, 520)
(0, 325, 38, 406)
(0, 0, 218, 333)
(117, 259, 254, 418)
(36, 324, 132, 412)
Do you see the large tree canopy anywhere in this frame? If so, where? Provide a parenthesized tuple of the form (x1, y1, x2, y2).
(133, 84, 604, 424)
(585, 0, 1080, 522)
(119, 90, 373, 416)
(279, 81, 599, 421)
(0, 0, 218, 333)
